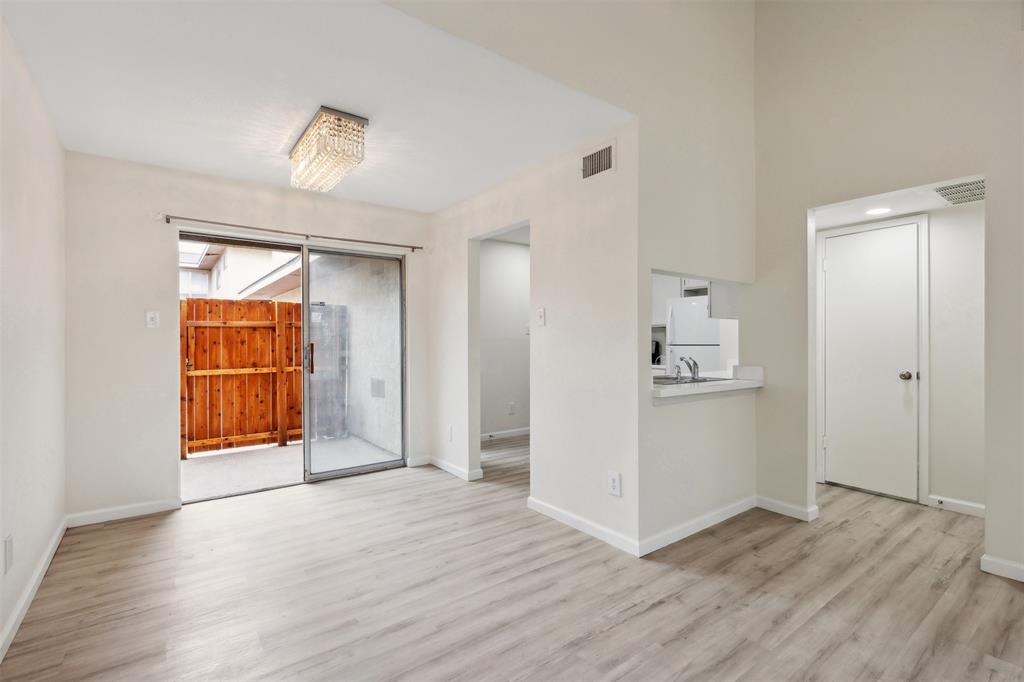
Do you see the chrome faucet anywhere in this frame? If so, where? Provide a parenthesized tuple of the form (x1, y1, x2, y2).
(680, 356, 700, 381)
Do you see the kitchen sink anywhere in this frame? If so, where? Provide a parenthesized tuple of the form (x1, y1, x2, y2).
(653, 375, 732, 385)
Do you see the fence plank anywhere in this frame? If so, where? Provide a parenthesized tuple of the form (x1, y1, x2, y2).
(195, 300, 210, 449)
(187, 320, 276, 328)
(179, 299, 188, 460)
(225, 300, 241, 448)
(237, 300, 251, 441)
(209, 298, 224, 450)
(275, 302, 287, 446)
(186, 299, 197, 454)
(188, 367, 276, 377)
(257, 301, 273, 437)
(187, 432, 277, 449)
(286, 302, 303, 435)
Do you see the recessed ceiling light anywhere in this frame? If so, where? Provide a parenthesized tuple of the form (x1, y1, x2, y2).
(866, 207, 892, 216)
(290, 106, 368, 193)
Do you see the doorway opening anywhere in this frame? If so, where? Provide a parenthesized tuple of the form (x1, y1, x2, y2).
(473, 223, 531, 479)
(178, 236, 304, 502)
(178, 233, 407, 503)
(808, 175, 986, 518)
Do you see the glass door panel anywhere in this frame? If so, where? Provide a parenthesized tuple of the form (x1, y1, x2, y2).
(303, 249, 404, 480)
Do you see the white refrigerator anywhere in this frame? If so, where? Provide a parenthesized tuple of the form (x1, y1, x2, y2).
(666, 295, 723, 374)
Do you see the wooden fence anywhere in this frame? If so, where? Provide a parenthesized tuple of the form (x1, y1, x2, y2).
(179, 298, 303, 459)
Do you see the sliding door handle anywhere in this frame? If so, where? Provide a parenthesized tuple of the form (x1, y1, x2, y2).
(309, 342, 315, 374)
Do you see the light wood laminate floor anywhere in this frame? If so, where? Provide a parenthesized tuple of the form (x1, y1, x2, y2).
(2, 436, 1022, 681)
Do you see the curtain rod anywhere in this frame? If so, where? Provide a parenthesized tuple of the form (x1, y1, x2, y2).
(163, 214, 423, 252)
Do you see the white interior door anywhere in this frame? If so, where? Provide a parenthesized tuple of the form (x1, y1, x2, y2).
(824, 222, 919, 500)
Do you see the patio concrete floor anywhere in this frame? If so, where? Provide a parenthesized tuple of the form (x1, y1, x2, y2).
(180, 436, 399, 502)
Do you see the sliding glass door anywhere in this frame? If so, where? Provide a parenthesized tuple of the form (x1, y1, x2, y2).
(302, 248, 405, 481)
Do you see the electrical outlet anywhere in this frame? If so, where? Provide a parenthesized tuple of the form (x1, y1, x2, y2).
(448, 424, 453, 443)
(607, 472, 621, 497)
(4, 535, 13, 574)
(507, 401, 516, 416)
(536, 307, 546, 327)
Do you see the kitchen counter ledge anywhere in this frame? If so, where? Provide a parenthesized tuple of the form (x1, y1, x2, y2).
(652, 366, 764, 399)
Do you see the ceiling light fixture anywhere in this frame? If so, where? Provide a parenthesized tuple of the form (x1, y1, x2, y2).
(865, 207, 892, 216)
(290, 106, 368, 193)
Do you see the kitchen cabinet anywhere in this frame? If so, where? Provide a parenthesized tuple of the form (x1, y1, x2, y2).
(651, 273, 682, 326)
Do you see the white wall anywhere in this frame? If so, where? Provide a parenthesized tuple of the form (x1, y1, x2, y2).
(750, 2, 1023, 571)
(208, 246, 296, 300)
(273, 287, 301, 303)
(479, 239, 530, 438)
(428, 121, 641, 542)
(0, 21, 66, 653)
(639, 392, 756, 547)
(398, 0, 759, 554)
(929, 203, 985, 506)
(63, 153, 431, 518)
(396, 1, 756, 282)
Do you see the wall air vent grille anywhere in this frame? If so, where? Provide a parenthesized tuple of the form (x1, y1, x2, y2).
(934, 179, 985, 205)
(582, 145, 614, 179)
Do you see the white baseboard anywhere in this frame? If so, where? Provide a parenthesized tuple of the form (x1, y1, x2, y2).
(0, 516, 67, 662)
(481, 427, 529, 441)
(926, 494, 985, 518)
(638, 496, 757, 556)
(429, 458, 483, 482)
(527, 496, 640, 556)
(66, 498, 182, 528)
(757, 495, 820, 522)
(405, 456, 431, 467)
(981, 554, 1024, 582)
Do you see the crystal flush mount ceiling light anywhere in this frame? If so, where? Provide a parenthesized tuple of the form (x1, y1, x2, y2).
(290, 106, 368, 192)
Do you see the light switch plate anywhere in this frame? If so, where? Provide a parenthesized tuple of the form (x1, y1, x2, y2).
(536, 307, 546, 327)
(145, 311, 160, 328)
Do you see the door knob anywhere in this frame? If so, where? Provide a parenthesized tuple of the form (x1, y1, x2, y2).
(899, 371, 913, 381)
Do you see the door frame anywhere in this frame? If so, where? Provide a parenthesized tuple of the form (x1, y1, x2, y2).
(465, 219, 532, 482)
(813, 214, 930, 504)
(175, 223, 410, 489)
(301, 244, 409, 482)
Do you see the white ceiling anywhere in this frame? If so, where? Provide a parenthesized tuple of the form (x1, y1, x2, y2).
(3, 2, 633, 212)
(813, 175, 984, 230)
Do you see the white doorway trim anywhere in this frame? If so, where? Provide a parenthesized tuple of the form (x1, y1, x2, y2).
(813, 214, 931, 504)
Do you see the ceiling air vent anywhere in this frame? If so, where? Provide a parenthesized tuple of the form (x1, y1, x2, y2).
(582, 145, 614, 179)
(935, 179, 985, 205)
